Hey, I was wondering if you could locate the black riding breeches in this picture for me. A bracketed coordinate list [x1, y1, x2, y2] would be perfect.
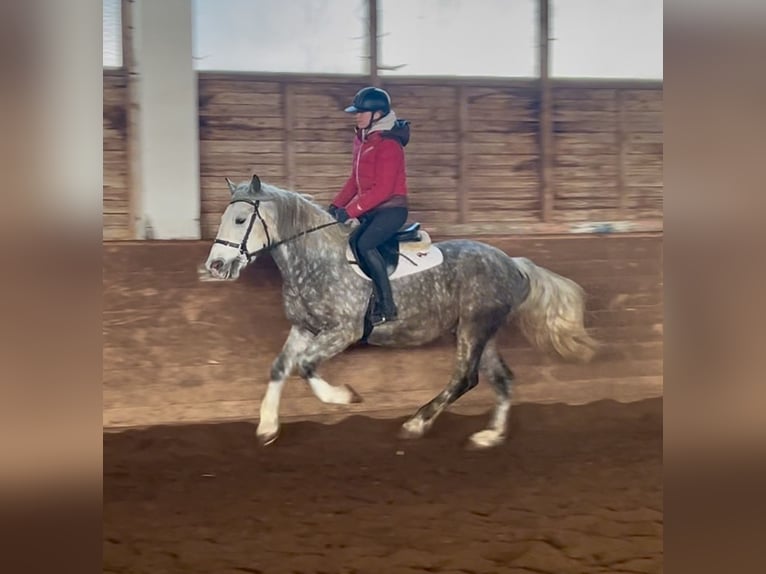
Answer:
[352, 207, 408, 311]
[354, 207, 409, 253]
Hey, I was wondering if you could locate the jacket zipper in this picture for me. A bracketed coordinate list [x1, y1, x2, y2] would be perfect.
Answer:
[355, 140, 364, 193]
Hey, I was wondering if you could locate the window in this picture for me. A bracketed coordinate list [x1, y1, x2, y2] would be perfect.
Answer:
[551, 0, 663, 79]
[103, 0, 122, 68]
[192, 0, 368, 73]
[379, 0, 537, 77]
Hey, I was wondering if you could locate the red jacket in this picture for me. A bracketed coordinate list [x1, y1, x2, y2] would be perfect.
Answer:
[332, 121, 410, 218]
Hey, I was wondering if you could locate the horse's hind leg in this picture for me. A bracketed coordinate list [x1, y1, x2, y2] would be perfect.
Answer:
[468, 338, 514, 449]
[400, 320, 492, 439]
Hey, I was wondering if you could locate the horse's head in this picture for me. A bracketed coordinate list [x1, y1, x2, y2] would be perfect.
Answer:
[204, 174, 276, 280]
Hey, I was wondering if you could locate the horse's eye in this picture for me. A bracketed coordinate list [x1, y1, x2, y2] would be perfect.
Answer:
[235, 217, 246, 225]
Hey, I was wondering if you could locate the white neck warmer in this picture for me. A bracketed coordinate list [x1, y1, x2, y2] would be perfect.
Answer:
[361, 110, 397, 140]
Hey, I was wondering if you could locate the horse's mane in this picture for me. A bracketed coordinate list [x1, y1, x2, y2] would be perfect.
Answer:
[232, 181, 350, 245]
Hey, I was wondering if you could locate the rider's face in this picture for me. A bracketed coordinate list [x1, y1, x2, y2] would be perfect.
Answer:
[355, 111, 380, 129]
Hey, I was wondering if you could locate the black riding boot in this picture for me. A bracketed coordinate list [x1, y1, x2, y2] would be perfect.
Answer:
[361, 248, 398, 325]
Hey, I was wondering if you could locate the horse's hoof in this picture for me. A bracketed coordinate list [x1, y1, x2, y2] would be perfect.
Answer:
[346, 385, 363, 404]
[399, 417, 427, 440]
[467, 429, 506, 450]
[256, 426, 280, 446]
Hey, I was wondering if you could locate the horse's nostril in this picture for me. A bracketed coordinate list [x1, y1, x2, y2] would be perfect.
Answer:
[210, 259, 224, 271]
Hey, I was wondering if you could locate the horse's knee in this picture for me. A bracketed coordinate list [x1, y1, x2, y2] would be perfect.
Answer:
[297, 360, 316, 380]
[270, 354, 292, 381]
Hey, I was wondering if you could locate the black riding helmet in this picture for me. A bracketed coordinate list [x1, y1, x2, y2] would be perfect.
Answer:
[344, 86, 391, 117]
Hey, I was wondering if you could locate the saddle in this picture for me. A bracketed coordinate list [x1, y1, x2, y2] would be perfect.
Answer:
[348, 222, 432, 277]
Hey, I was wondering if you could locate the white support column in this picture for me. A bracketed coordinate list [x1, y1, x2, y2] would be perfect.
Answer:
[126, 0, 200, 239]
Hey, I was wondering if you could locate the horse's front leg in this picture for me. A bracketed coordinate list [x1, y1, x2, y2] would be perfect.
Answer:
[296, 327, 362, 406]
[256, 325, 309, 445]
[256, 325, 360, 446]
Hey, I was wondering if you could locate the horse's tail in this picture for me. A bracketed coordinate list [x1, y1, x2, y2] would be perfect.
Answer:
[511, 257, 599, 363]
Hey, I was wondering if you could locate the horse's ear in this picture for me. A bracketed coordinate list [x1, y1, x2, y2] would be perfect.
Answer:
[249, 174, 262, 194]
[225, 177, 237, 195]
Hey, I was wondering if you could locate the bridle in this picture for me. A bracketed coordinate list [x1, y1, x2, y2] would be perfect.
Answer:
[213, 197, 339, 262]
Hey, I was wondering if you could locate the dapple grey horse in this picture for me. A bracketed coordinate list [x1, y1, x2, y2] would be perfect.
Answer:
[204, 175, 598, 449]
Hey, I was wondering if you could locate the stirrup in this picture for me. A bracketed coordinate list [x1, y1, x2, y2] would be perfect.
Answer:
[370, 306, 398, 326]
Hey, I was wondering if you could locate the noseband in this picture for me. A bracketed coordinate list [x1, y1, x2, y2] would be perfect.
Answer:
[213, 197, 339, 262]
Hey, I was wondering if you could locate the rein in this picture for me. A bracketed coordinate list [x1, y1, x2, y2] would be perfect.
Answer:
[213, 198, 339, 262]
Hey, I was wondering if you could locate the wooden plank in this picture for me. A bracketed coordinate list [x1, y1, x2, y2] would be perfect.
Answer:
[627, 190, 663, 211]
[468, 185, 540, 197]
[616, 90, 627, 216]
[382, 85, 460, 99]
[554, 163, 619, 180]
[468, 131, 539, 145]
[555, 153, 619, 167]
[467, 118, 538, 133]
[465, 138, 538, 155]
[626, 141, 663, 155]
[404, 175, 458, 190]
[197, 71, 658, 90]
[469, 198, 541, 211]
[622, 111, 663, 133]
[553, 208, 622, 222]
[625, 154, 663, 170]
[554, 197, 620, 210]
[404, 163, 460, 178]
[199, 140, 285, 155]
[553, 96, 617, 113]
[406, 210, 458, 224]
[198, 78, 281, 96]
[621, 89, 663, 112]
[552, 88, 617, 101]
[539, 0, 553, 222]
[466, 154, 539, 169]
[282, 82, 295, 189]
[102, 67, 131, 240]
[553, 119, 617, 133]
[198, 114, 284, 131]
[467, 210, 542, 223]
[198, 102, 285, 117]
[200, 192, 460, 214]
[122, 17, 139, 240]
[199, 127, 286, 141]
[625, 131, 663, 145]
[554, 185, 619, 199]
[624, 170, 663, 187]
[467, 96, 537, 120]
[456, 86, 469, 223]
[467, 170, 539, 186]
[554, 137, 617, 156]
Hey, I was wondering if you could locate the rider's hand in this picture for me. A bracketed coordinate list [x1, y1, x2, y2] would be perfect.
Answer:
[334, 208, 350, 223]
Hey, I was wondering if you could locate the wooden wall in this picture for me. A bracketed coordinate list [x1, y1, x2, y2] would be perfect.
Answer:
[552, 87, 663, 222]
[103, 70, 131, 240]
[103, 72, 663, 240]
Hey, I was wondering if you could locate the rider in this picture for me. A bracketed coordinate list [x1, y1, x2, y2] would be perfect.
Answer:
[329, 86, 411, 326]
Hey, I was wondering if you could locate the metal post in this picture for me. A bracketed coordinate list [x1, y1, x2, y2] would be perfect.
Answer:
[538, 0, 554, 222]
[368, 0, 379, 86]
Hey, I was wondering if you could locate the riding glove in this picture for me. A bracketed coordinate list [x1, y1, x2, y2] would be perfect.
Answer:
[334, 208, 350, 223]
